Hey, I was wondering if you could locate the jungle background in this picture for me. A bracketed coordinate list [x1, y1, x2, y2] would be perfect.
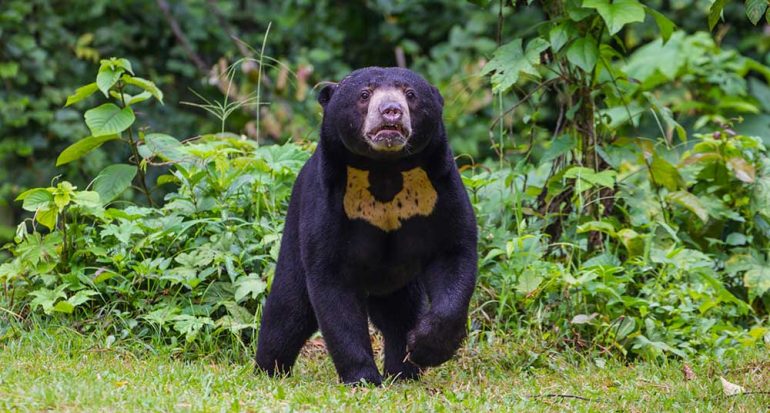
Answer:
[1, 0, 770, 408]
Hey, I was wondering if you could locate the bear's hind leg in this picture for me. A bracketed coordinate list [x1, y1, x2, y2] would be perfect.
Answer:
[256, 266, 317, 377]
[369, 283, 425, 381]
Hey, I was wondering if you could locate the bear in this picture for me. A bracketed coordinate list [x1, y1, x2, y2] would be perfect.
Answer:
[255, 67, 477, 385]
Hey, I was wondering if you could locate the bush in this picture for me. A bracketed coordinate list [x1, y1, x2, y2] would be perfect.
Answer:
[2, 56, 769, 359]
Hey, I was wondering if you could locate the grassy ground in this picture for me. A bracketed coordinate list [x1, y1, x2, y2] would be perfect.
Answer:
[0, 328, 768, 412]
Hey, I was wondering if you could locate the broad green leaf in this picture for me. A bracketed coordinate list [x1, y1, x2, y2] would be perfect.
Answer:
[17, 188, 53, 211]
[564, 166, 616, 189]
[549, 22, 576, 52]
[541, 134, 577, 163]
[667, 190, 709, 223]
[52, 300, 75, 314]
[128, 91, 153, 105]
[36, 207, 57, 230]
[68, 290, 98, 307]
[100, 57, 133, 74]
[752, 175, 770, 218]
[708, 0, 727, 30]
[583, 0, 645, 35]
[481, 38, 549, 93]
[65, 83, 98, 107]
[515, 270, 543, 294]
[680, 152, 721, 166]
[727, 157, 756, 183]
[614, 316, 636, 340]
[746, 0, 768, 25]
[577, 220, 617, 236]
[234, 274, 267, 302]
[566, 0, 594, 21]
[122, 75, 163, 103]
[96, 68, 121, 97]
[56, 135, 119, 166]
[745, 267, 770, 300]
[566, 36, 598, 72]
[645, 7, 675, 43]
[141, 133, 184, 161]
[84, 103, 135, 137]
[618, 229, 644, 256]
[93, 164, 138, 203]
[29, 286, 67, 314]
[72, 190, 101, 207]
[649, 155, 684, 191]
[571, 313, 598, 324]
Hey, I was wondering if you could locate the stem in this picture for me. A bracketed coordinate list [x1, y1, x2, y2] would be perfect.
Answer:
[60, 209, 68, 266]
[118, 83, 155, 207]
[255, 22, 272, 142]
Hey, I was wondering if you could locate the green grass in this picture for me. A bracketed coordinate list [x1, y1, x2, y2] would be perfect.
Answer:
[0, 327, 768, 412]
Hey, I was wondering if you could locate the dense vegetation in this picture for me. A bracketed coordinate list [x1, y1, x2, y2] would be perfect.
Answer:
[1, 0, 769, 366]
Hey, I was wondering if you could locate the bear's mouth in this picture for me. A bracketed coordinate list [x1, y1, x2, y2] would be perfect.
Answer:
[366, 123, 410, 152]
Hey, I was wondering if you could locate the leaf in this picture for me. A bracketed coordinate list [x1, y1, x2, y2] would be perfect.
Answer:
[72, 191, 103, 209]
[583, 0, 646, 35]
[52, 300, 75, 314]
[515, 270, 543, 294]
[36, 208, 58, 231]
[100, 57, 133, 74]
[618, 229, 644, 257]
[56, 135, 119, 166]
[141, 133, 184, 161]
[719, 376, 745, 396]
[726, 157, 756, 183]
[93, 164, 138, 204]
[645, 7, 675, 43]
[566, 35, 598, 72]
[752, 175, 770, 218]
[549, 22, 576, 52]
[745, 266, 770, 300]
[667, 191, 709, 223]
[68, 290, 98, 307]
[541, 134, 577, 163]
[122, 75, 164, 103]
[234, 274, 267, 302]
[128, 91, 153, 105]
[708, 0, 727, 30]
[571, 313, 598, 324]
[481, 38, 549, 93]
[96, 68, 121, 97]
[65, 83, 99, 107]
[746, 0, 768, 25]
[17, 188, 53, 211]
[84, 103, 135, 137]
[649, 155, 684, 191]
[577, 220, 617, 236]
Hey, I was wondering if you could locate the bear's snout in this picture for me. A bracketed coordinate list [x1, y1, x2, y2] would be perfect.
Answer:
[379, 102, 403, 123]
[363, 88, 412, 152]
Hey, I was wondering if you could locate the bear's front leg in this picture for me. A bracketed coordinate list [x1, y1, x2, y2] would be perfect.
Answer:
[407, 251, 477, 367]
[307, 276, 382, 385]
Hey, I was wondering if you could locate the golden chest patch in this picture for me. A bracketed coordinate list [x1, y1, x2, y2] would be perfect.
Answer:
[344, 166, 438, 231]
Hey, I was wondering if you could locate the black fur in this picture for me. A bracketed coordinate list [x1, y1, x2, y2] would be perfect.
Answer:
[256, 67, 477, 385]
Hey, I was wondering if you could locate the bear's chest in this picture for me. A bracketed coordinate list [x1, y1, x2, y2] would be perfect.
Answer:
[343, 166, 438, 232]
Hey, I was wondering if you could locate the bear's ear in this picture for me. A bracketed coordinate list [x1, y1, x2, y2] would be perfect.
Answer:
[431, 85, 444, 108]
[318, 83, 337, 108]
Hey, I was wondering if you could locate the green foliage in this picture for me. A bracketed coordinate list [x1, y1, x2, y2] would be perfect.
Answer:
[3, 0, 770, 362]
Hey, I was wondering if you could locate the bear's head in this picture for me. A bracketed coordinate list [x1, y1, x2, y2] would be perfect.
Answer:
[318, 67, 444, 160]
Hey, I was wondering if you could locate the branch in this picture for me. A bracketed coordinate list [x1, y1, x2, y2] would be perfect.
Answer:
[156, 0, 209, 75]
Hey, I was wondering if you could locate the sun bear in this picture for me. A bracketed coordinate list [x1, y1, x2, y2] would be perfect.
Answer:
[255, 67, 477, 385]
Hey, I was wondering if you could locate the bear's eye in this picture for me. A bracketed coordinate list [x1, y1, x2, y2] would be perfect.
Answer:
[360, 90, 371, 100]
[405, 89, 416, 100]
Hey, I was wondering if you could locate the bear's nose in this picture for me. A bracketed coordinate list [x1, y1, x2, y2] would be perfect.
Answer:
[379, 102, 403, 123]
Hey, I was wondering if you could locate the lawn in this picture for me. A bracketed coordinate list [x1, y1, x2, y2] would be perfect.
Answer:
[0, 328, 767, 412]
